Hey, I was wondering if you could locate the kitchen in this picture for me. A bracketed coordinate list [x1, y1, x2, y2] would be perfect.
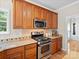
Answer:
[0, 0, 79, 59]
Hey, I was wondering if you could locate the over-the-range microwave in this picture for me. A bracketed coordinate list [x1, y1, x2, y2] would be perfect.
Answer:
[34, 18, 46, 29]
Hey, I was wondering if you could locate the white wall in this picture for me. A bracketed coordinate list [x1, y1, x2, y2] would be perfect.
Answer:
[58, 2, 79, 51]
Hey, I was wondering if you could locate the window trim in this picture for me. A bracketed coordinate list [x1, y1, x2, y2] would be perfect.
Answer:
[0, 8, 10, 34]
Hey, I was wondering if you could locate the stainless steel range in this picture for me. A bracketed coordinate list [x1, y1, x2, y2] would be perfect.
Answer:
[31, 32, 51, 59]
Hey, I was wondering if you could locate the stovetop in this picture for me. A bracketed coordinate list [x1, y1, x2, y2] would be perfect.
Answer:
[31, 32, 51, 45]
[33, 36, 51, 44]
[34, 37, 49, 41]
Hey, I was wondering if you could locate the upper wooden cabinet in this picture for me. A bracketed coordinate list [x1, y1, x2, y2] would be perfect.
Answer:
[40, 8, 47, 20]
[13, 0, 23, 28]
[51, 13, 58, 29]
[46, 11, 52, 29]
[13, 0, 58, 29]
[22, 1, 33, 29]
[34, 6, 41, 20]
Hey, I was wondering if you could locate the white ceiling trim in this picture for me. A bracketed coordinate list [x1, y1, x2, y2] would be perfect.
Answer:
[25, 0, 58, 13]
[58, 0, 79, 10]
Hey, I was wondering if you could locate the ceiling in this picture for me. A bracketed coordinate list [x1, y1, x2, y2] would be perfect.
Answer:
[29, 0, 78, 10]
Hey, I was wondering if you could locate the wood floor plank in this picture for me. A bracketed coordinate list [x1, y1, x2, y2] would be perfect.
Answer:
[51, 50, 66, 59]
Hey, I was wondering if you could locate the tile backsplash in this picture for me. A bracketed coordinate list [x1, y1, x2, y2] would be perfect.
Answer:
[0, 29, 57, 43]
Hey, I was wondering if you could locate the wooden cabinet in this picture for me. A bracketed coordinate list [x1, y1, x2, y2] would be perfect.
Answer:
[34, 6, 41, 20]
[46, 11, 52, 29]
[22, 1, 33, 29]
[13, 0, 23, 28]
[24, 43, 37, 59]
[6, 46, 24, 59]
[51, 13, 58, 29]
[51, 39, 57, 54]
[51, 37, 62, 54]
[0, 52, 5, 59]
[13, 0, 58, 29]
[0, 43, 37, 59]
[57, 37, 62, 51]
[40, 8, 47, 20]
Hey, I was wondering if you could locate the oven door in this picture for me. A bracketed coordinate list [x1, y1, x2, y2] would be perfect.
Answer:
[38, 42, 51, 59]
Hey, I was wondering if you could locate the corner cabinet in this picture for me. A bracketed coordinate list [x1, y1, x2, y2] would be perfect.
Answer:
[51, 37, 62, 54]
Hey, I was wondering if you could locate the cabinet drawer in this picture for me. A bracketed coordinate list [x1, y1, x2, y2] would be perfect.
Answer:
[25, 43, 36, 50]
[6, 46, 24, 55]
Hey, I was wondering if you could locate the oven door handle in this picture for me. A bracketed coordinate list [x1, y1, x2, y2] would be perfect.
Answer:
[39, 42, 51, 47]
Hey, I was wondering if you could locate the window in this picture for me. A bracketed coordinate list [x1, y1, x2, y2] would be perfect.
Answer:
[0, 9, 9, 34]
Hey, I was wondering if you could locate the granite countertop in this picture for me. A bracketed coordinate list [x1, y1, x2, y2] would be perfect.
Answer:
[0, 35, 61, 52]
[0, 38, 37, 52]
[49, 35, 62, 39]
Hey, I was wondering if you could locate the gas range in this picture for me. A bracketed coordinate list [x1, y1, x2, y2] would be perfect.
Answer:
[31, 32, 51, 59]
[31, 32, 51, 45]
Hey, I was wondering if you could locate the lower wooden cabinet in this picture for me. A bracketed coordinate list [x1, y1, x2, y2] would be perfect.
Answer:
[6, 46, 24, 59]
[51, 37, 62, 54]
[0, 52, 5, 59]
[57, 37, 62, 51]
[0, 43, 37, 59]
[51, 39, 57, 54]
[25, 44, 37, 59]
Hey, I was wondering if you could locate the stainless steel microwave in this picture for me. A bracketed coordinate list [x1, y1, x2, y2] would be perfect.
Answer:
[34, 19, 46, 29]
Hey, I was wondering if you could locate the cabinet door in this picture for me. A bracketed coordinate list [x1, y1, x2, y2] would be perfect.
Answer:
[25, 44, 37, 59]
[6, 47, 24, 59]
[34, 6, 41, 20]
[51, 13, 58, 29]
[0, 52, 5, 59]
[23, 2, 33, 29]
[57, 37, 62, 51]
[46, 11, 52, 29]
[40, 8, 47, 20]
[13, 0, 23, 28]
[51, 39, 57, 54]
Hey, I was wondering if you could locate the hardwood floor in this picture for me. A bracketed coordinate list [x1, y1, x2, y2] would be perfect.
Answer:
[51, 50, 66, 59]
